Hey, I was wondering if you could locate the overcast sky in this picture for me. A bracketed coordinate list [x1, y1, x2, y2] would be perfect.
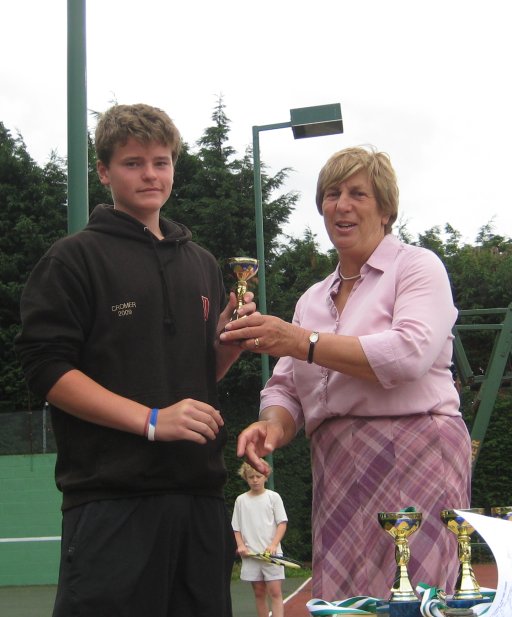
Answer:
[2, 0, 511, 251]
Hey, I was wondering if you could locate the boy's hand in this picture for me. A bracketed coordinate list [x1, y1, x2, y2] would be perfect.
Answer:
[155, 399, 224, 443]
[214, 291, 258, 380]
[217, 291, 257, 343]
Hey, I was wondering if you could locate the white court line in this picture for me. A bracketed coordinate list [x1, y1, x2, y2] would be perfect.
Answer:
[268, 576, 312, 616]
[0, 536, 61, 543]
[283, 576, 312, 604]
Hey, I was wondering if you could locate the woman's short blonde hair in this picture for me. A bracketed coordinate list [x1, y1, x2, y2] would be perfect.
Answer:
[315, 145, 399, 234]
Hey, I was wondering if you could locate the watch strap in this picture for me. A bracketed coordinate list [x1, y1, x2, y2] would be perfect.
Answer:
[307, 332, 319, 364]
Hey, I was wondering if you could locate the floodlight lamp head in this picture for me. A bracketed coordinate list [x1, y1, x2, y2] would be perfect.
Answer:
[290, 103, 343, 139]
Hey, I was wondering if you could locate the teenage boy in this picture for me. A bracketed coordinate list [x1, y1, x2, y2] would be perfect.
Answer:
[15, 103, 255, 617]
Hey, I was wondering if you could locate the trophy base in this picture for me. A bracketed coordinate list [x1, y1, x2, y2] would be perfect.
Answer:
[376, 599, 422, 617]
[447, 596, 492, 609]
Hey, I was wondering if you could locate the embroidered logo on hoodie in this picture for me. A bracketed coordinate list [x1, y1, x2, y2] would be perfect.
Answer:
[112, 301, 136, 317]
[202, 296, 210, 321]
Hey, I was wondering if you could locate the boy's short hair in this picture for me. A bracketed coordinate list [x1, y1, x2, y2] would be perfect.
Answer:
[315, 145, 399, 234]
[238, 460, 272, 480]
[95, 103, 182, 166]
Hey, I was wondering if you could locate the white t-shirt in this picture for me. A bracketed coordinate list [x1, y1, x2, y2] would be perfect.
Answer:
[231, 489, 288, 553]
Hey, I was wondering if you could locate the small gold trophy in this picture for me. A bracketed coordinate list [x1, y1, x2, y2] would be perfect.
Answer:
[227, 257, 258, 321]
[491, 506, 512, 521]
[378, 510, 422, 602]
[440, 508, 485, 601]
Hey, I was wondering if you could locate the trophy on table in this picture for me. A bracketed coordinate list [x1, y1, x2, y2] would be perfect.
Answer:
[227, 257, 258, 321]
[378, 510, 423, 617]
[441, 508, 486, 608]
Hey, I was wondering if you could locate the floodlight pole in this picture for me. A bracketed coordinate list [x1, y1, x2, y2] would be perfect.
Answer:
[253, 122, 291, 390]
[67, 0, 89, 234]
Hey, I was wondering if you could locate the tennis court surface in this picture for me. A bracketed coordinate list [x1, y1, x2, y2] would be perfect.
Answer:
[0, 575, 311, 617]
[0, 565, 497, 616]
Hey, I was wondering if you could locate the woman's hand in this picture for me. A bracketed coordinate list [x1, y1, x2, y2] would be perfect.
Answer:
[220, 313, 309, 360]
[237, 419, 286, 474]
[222, 311, 378, 381]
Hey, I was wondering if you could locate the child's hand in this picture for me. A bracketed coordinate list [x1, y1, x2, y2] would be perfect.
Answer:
[236, 544, 250, 557]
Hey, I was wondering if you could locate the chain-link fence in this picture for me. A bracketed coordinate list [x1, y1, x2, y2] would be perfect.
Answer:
[0, 405, 56, 455]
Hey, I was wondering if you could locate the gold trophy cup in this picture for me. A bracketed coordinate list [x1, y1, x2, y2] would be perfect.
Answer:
[440, 508, 485, 601]
[227, 257, 258, 321]
[378, 510, 423, 602]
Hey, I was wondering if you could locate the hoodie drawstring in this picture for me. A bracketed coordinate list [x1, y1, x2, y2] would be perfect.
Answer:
[146, 229, 176, 334]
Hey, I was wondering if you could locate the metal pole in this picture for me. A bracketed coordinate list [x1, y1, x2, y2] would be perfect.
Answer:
[252, 120, 290, 393]
[251, 111, 341, 489]
[42, 402, 48, 454]
[67, 0, 89, 234]
[253, 125, 284, 489]
[252, 126, 270, 387]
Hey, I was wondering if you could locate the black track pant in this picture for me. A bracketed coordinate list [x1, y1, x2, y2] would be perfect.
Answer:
[52, 494, 236, 617]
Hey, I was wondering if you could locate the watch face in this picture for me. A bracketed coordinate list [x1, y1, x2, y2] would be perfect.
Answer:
[310, 332, 319, 343]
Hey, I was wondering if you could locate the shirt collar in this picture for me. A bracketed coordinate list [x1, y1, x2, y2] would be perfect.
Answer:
[328, 233, 401, 295]
[366, 233, 401, 273]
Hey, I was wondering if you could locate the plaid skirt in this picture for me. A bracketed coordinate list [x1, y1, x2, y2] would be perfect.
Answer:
[310, 413, 472, 601]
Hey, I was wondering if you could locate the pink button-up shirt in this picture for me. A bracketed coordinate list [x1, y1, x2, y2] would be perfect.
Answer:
[260, 234, 460, 437]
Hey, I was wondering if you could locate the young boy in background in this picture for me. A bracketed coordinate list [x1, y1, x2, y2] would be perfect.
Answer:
[232, 461, 288, 617]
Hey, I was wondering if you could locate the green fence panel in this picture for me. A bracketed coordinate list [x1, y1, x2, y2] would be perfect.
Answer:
[0, 454, 61, 586]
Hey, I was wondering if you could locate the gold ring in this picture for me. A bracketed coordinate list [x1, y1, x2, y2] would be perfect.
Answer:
[254, 337, 260, 347]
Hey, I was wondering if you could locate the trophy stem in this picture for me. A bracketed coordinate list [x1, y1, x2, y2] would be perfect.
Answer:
[234, 280, 248, 313]
[389, 537, 417, 602]
[227, 257, 258, 322]
[453, 529, 482, 600]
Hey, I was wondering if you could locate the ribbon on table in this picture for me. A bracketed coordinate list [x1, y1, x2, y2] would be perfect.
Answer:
[416, 582, 495, 616]
[416, 583, 448, 617]
[306, 584, 496, 616]
[306, 595, 379, 615]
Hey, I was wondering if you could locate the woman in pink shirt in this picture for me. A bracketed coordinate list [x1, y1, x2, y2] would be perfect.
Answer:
[220, 146, 471, 601]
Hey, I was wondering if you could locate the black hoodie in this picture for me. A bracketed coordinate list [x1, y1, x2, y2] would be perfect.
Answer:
[15, 205, 229, 509]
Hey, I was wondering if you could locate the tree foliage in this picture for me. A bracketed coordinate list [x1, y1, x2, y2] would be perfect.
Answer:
[167, 98, 298, 285]
[463, 389, 512, 510]
[413, 223, 512, 376]
[0, 123, 67, 410]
